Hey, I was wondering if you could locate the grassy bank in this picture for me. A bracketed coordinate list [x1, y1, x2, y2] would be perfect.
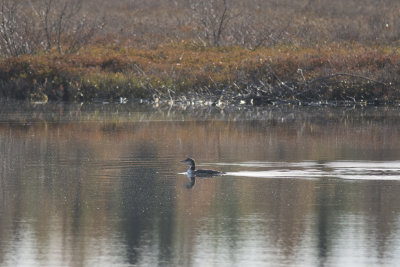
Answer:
[0, 0, 399, 105]
[0, 42, 399, 105]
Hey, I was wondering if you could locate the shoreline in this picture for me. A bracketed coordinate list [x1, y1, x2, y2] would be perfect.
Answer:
[0, 43, 399, 105]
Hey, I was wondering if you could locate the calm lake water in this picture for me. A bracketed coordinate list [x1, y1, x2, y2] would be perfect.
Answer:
[1, 101, 400, 267]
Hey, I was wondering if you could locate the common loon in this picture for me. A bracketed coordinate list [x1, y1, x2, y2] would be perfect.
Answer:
[181, 158, 224, 177]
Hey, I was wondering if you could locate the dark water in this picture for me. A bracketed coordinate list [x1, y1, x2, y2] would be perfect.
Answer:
[1, 102, 400, 266]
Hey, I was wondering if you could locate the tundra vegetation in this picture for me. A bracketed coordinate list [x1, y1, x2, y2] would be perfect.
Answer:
[0, 0, 399, 105]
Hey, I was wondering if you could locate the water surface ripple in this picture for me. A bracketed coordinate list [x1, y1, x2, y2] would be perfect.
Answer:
[217, 161, 400, 180]
[1, 102, 400, 267]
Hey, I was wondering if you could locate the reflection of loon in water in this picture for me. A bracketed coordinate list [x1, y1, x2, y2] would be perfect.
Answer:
[185, 173, 196, 189]
[181, 158, 224, 177]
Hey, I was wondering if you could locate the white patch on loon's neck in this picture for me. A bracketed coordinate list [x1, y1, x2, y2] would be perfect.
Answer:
[187, 166, 195, 174]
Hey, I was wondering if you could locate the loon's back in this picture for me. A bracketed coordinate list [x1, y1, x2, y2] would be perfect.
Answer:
[194, 169, 224, 177]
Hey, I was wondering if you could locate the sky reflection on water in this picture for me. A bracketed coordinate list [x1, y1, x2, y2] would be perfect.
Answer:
[219, 160, 400, 180]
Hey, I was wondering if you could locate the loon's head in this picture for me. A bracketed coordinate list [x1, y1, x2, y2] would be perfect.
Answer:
[181, 158, 195, 167]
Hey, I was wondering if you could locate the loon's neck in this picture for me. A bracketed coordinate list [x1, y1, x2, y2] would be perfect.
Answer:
[188, 164, 195, 173]
[189, 161, 195, 170]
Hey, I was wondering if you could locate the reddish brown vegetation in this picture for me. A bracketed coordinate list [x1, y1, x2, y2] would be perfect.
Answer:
[0, 0, 399, 104]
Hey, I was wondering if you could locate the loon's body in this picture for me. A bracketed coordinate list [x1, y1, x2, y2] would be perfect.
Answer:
[181, 158, 224, 177]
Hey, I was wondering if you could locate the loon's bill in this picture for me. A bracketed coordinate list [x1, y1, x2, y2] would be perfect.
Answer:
[181, 158, 224, 177]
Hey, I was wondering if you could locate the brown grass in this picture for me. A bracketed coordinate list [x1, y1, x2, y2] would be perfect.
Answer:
[0, 42, 398, 103]
[0, 0, 399, 103]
